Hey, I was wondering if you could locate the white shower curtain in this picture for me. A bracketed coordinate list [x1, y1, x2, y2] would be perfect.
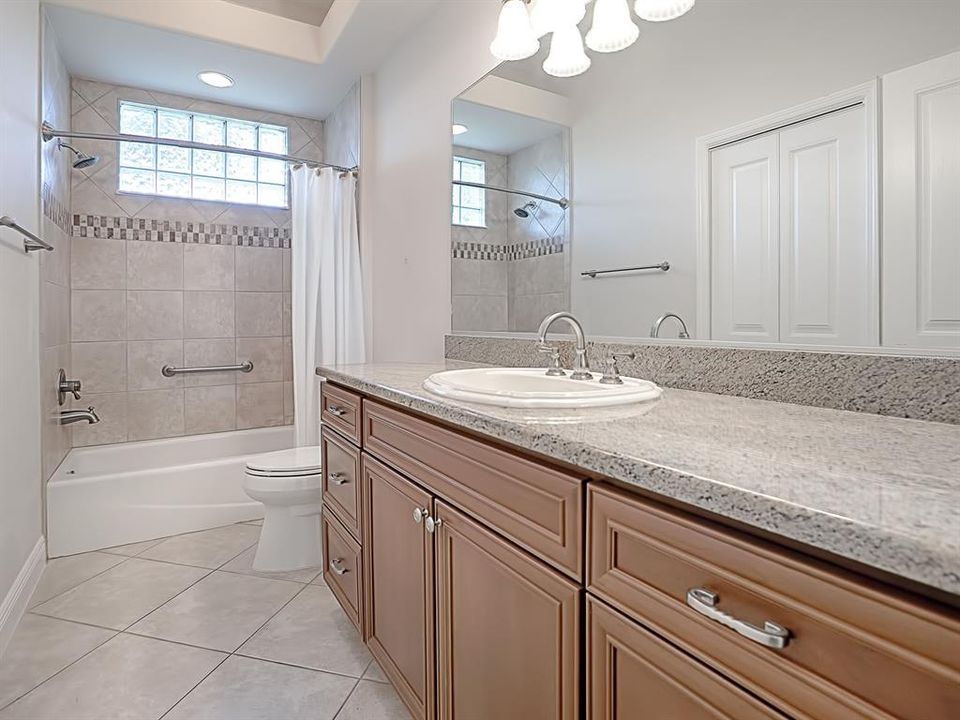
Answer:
[290, 167, 366, 447]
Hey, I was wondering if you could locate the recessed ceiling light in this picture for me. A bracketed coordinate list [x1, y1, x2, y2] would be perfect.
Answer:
[198, 71, 234, 88]
[452, 124, 469, 136]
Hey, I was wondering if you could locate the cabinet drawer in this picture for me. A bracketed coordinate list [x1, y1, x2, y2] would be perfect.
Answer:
[322, 508, 363, 635]
[587, 596, 786, 720]
[363, 400, 583, 580]
[588, 483, 960, 720]
[321, 382, 362, 445]
[321, 425, 362, 540]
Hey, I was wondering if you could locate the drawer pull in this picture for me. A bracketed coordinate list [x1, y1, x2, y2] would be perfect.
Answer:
[686, 588, 790, 650]
[328, 472, 349, 486]
[329, 558, 349, 575]
[327, 405, 347, 417]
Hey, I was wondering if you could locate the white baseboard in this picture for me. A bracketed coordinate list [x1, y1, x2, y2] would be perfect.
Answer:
[0, 537, 46, 658]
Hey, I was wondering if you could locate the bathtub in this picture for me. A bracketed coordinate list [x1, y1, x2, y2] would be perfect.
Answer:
[46, 426, 294, 557]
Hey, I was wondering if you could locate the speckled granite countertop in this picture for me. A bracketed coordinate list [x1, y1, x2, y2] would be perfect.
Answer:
[317, 361, 960, 597]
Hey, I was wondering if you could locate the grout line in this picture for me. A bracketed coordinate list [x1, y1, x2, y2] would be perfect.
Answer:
[27, 554, 132, 610]
[332, 677, 364, 720]
[157, 652, 231, 720]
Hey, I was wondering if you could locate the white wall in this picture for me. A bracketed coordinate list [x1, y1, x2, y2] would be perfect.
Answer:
[0, 0, 44, 652]
[365, 0, 499, 361]
[566, 0, 960, 338]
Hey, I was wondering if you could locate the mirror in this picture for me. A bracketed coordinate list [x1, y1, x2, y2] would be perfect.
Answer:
[450, 0, 960, 351]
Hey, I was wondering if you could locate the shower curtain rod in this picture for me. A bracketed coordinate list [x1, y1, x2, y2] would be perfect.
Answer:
[40, 122, 358, 175]
[452, 179, 569, 209]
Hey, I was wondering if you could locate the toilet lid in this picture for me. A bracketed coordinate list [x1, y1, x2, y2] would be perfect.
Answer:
[245, 447, 322, 476]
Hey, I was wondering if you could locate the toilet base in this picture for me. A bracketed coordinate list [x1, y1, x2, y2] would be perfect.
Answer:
[253, 502, 322, 572]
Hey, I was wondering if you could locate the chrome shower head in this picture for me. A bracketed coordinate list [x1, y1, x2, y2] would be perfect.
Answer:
[514, 201, 538, 218]
[57, 139, 99, 169]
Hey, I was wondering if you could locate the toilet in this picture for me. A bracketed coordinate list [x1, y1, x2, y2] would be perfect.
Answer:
[243, 447, 323, 572]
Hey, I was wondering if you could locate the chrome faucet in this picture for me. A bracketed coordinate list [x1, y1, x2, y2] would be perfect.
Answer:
[651, 312, 690, 339]
[536, 312, 592, 380]
[59, 407, 100, 425]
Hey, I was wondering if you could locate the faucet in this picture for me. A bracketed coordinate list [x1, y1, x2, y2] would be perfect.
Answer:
[651, 312, 690, 339]
[536, 312, 592, 380]
[59, 406, 100, 425]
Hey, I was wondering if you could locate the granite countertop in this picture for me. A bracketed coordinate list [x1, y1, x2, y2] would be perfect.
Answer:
[317, 361, 960, 597]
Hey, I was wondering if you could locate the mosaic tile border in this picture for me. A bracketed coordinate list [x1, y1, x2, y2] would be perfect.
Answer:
[72, 214, 291, 248]
[41, 182, 71, 235]
[452, 236, 565, 261]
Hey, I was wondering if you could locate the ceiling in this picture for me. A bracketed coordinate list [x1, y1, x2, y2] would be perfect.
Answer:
[452, 100, 564, 156]
[224, 0, 336, 27]
[44, 0, 440, 119]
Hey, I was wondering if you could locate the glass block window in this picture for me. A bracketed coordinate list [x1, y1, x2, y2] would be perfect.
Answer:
[117, 102, 289, 208]
[452, 156, 485, 227]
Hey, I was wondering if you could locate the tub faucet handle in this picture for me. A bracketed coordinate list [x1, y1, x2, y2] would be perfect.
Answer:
[57, 368, 82, 405]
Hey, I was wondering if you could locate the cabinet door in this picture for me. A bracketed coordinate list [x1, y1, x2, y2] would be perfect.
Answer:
[779, 104, 876, 346]
[882, 52, 960, 349]
[710, 134, 781, 342]
[587, 597, 785, 720]
[434, 500, 579, 720]
[362, 455, 435, 720]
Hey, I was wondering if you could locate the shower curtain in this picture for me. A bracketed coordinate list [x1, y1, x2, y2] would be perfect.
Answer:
[290, 167, 366, 447]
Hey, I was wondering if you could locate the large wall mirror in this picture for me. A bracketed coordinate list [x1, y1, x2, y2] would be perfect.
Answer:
[449, 0, 960, 352]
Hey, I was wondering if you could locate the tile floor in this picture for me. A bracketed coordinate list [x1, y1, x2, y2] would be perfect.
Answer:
[0, 521, 408, 720]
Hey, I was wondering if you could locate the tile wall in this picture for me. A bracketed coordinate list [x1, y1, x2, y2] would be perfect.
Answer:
[68, 81, 324, 445]
[39, 16, 73, 480]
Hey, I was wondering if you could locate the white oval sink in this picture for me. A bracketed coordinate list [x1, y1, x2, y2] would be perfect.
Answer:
[423, 367, 661, 409]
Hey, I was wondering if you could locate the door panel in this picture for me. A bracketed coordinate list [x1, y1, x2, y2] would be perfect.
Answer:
[362, 454, 435, 720]
[882, 52, 960, 349]
[434, 500, 579, 720]
[779, 105, 874, 346]
[710, 134, 780, 342]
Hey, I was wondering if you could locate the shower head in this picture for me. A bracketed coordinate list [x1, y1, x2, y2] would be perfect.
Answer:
[57, 139, 99, 169]
[514, 201, 538, 218]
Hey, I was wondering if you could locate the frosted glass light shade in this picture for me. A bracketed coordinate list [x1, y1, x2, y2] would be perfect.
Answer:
[530, 0, 587, 36]
[542, 25, 591, 77]
[633, 0, 695, 22]
[490, 0, 540, 61]
[586, 0, 639, 53]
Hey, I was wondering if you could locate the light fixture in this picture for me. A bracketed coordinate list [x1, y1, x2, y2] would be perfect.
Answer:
[452, 124, 469, 136]
[197, 71, 234, 88]
[542, 24, 591, 77]
[490, 0, 540, 61]
[530, 0, 587, 37]
[586, 0, 639, 53]
[633, 0, 694, 22]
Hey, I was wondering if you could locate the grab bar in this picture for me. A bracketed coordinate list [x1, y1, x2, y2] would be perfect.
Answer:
[162, 361, 254, 377]
[581, 261, 670, 278]
[1, 215, 55, 253]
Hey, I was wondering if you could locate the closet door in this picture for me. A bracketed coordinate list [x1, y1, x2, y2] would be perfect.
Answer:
[710, 134, 780, 342]
[778, 105, 875, 346]
[882, 52, 960, 349]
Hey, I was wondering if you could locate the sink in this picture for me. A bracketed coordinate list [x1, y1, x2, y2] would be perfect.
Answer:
[423, 367, 662, 409]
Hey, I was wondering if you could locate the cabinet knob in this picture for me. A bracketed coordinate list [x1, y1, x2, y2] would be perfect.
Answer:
[413, 507, 428, 524]
[425, 516, 442, 534]
[329, 558, 349, 576]
[328, 472, 349, 486]
[327, 405, 347, 417]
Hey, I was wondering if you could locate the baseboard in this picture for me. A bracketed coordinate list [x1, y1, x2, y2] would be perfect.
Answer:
[0, 536, 46, 658]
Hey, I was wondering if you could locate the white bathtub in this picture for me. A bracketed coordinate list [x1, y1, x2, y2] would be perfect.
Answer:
[46, 426, 294, 557]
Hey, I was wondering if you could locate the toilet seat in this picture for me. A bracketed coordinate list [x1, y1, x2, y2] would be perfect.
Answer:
[245, 447, 322, 477]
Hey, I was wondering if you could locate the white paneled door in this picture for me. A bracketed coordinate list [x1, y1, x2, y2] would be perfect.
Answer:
[882, 52, 960, 350]
[709, 104, 874, 345]
[710, 134, 780, 342]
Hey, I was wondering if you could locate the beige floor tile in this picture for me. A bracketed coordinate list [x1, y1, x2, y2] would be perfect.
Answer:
[363, 659, 391, 684]
[0, 615, 115, 710]
[100, 537, 165, 557]
[31, 558, 208, 630]
[335, 680, 410, 720]
[29, 552, 125, 606]
[220, 547, 320, 584]
[238, 585, 370, 677]
[139, 524, 261, 569]
[0, 634, 225, 720]
[129, 572, 301, 652]
[164, 656, 356, 720]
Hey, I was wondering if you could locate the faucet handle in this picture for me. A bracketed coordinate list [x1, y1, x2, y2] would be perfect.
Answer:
[599, 351, 636, 385]
[537, 343, 566, 377]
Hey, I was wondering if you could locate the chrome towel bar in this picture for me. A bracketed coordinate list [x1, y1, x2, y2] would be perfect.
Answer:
[0, 215, 54, 253]
[581, 262, 670, 278]
[162, 361, 254, 377]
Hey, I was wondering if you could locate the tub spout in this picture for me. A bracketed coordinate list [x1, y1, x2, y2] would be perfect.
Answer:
[59, 406, 100, 425]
